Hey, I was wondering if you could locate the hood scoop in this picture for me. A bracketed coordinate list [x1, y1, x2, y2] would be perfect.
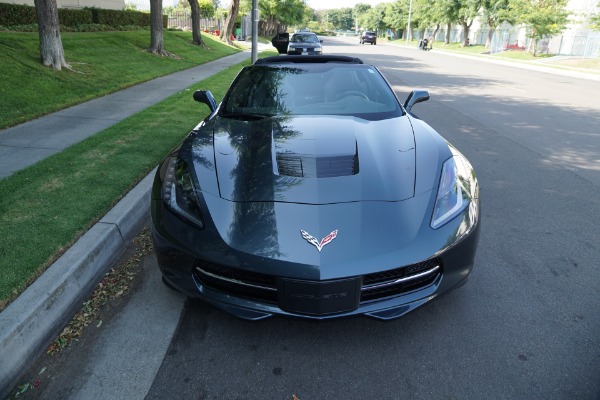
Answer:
[276, 150, 359, 178]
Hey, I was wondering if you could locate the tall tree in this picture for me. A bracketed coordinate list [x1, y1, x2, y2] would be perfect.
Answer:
[149, 0, 168, 55]
[481, 0, 511, 49]
[589, 2, 600, 30]
[188, 0, 214, 46]
[353, 3, 372, 31]
[508, 0, 570, 54]
[34, 0, 69, 70]
[456, 0, 482, 47]
[220, 0, 239, 45]
[383, 0, 406, 38]
[362, 3, 387, 33]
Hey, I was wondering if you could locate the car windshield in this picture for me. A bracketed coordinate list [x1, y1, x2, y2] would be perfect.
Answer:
[365, 31, 375, 35]
[290, 34, 319, 43]
[221, 64, 402, 121]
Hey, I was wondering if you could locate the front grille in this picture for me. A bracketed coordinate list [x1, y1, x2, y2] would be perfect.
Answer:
[193, 260, 277, 303]
[192, 258, 442, 310]
[361, 258, 442, 302]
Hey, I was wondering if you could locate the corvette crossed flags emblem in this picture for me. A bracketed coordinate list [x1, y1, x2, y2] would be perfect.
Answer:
[300, 229, 338, 252]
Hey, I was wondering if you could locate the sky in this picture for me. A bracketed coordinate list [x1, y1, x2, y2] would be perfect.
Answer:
[305, 0, 391, 10]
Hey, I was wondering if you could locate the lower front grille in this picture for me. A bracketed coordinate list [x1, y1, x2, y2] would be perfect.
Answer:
[360, 258, 442, 302]
[192, 258, 442, 311]
[193, 260, 277, 303]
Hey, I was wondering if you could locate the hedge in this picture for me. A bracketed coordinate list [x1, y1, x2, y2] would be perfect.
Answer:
[0, 3, 167, 29]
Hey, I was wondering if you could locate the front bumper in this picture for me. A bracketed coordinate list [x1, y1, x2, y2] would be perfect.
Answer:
[151, 201, 480, 321]
[287, 48, 322, 55]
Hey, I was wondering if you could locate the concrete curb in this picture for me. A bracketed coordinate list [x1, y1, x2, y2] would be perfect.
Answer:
[0, 168, 155, 398]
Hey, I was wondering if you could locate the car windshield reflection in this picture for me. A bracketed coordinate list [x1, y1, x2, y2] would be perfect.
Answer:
[222, 65, 402, 121]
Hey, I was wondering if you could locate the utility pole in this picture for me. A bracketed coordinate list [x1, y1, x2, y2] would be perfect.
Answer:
[251, 0, 258, 64]
[406, 0, 413, 46]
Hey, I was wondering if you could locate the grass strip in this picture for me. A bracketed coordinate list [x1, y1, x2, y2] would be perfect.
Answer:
[0, 31, 239, 129]
[0, 49, 277, 309]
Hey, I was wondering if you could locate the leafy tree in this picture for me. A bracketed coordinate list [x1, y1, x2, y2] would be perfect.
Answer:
[508, 0, 570, 54]
[383, 0, 408, 37]
[481, 0, 511, 49]
[34, 0, 69, 70]
[437, 0, 460, 44]
[353, 3, 372, 31]
[590, 2, 600, 30]
[455, 0, 482, 47]
[326, 8, 354, 30]
[425, 0, 451, 41]
[188, 0, 214, 46]
[241, 0, 306, 36]
[362, 3, 387, 33]
[220, 0, 239, 45]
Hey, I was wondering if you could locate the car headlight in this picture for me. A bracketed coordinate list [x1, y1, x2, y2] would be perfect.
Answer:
[431, 154, 478, 229]
[161, 156, 204, 228]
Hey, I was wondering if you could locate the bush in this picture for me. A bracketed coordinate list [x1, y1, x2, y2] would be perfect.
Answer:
[0, 3, 37, 26]
[0, 3, 166, 30]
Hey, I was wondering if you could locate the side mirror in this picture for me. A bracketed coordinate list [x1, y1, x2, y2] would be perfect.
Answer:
[403, 90, 430, 112]
[320, 39, 323, 43]
[193, 90, 217, 113]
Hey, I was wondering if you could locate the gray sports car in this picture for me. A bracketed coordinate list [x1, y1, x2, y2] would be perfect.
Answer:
[151, 55, 480, 320]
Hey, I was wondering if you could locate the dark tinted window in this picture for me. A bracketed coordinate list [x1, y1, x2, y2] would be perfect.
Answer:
[222, 64, 401, 121]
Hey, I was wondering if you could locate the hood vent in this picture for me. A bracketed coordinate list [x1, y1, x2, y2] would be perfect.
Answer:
[276, 153, 359, 178]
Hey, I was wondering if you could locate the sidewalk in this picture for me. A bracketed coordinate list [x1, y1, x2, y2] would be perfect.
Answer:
[0, 51, 252, 179]
[0, 49, 256, 399]
[391, 41, 600, 82]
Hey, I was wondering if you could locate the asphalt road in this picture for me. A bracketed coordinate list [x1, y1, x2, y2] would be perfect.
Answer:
[18, 36, 600, 399]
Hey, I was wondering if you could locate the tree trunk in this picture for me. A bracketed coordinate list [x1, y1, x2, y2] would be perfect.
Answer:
[445, 22, 451, 44]
[462, 22, 470, 47]
[432, 24, 440, 42]
[149, 0, 166, 55]
[188, 0, 205, 46]
[528, 28, 537, 55]
[34, 0, 69, 70]
[220, 0, 239, 46]
[486, 28, 495, 49]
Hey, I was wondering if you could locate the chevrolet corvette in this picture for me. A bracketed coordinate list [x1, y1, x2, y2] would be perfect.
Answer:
[151, 55, 480, 320]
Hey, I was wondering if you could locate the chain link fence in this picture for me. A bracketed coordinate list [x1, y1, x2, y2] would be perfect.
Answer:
[552, 33, 600, 57]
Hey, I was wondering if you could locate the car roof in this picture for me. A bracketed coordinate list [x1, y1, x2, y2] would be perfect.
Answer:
[254, 55, 364, 65]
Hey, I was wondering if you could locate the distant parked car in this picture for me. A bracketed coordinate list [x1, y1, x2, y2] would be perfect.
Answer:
[360, 31, 377, 45]
[286, 32, 323, 55]
[271, 32, 323, 55]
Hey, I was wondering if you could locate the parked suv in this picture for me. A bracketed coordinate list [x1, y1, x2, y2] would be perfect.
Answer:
[360, 31, 377, 45]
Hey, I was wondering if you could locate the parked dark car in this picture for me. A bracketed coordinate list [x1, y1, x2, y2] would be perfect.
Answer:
[271, 32, 323, 55]
[360, 31, 377, 45]
[286, 32, 323, 55]
[151, 55, 480, 321]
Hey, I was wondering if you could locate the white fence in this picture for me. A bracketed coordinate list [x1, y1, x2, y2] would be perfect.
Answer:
[414, 27, 600, 58]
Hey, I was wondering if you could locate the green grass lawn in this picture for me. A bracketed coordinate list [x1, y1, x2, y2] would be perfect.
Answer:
[0, 30, 240, 129]
[0, 25, 273, 309]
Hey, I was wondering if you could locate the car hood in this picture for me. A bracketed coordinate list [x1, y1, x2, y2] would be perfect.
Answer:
[200, 115, 415, 204]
